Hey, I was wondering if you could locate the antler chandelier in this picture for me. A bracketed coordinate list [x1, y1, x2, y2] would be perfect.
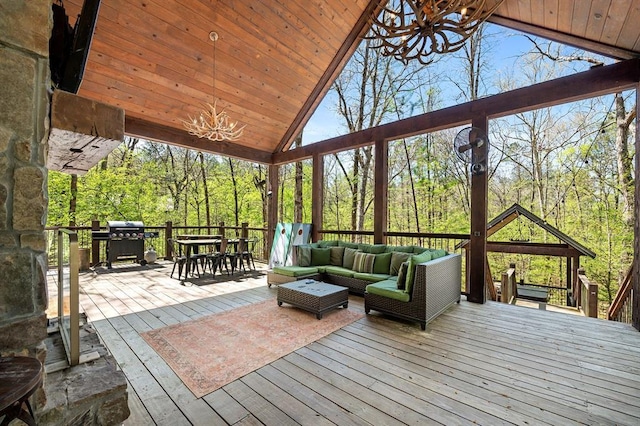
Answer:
[183, 31, 245, 141]
[367, 0, 504, 65]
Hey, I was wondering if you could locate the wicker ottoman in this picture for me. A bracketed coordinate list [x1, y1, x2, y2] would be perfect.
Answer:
[277, 280, 349, 319]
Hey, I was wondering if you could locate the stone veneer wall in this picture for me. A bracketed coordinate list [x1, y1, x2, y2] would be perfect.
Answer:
[0, 0, 51, 369]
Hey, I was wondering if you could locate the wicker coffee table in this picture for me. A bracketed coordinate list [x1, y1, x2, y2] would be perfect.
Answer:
[277, 279, 349, 319]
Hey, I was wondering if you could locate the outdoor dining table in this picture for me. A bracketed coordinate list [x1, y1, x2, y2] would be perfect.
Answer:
[174, 238, 240, 279]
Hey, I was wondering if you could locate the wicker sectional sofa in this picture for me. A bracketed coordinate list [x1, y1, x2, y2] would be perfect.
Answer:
[267, 240, 461, 329]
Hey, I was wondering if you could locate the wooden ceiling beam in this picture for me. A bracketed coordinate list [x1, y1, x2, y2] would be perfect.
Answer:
[488, 14, 639, 60]
[274, 0, 387, 153]
[125, 117, 272, 164]
[486, 242, 581, 257]
[272, 57, 640, 164]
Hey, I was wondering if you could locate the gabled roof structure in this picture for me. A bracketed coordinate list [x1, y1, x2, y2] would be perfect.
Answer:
[482, 203, 596, 259]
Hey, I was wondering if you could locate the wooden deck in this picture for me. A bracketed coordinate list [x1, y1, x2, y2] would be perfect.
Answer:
[54, 260, 640, 425]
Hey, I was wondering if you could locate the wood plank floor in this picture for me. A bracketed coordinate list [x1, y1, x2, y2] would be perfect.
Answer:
[54, 260, 640, 425]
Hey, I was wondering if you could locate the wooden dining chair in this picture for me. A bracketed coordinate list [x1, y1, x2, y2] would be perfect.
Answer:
[207, 238, 230, 275]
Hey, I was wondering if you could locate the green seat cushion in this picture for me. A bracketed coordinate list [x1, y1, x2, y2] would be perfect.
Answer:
[272, 266, 319, 277]
[338, 241, 359, 249]
[311, 247, 331, 266]
[366, 280, 411, 302]
[358, 243, 387, 254]
[372, 252, 392, 274]
[353, 272, 391, 282]
[390, 251, 412, 275]
[405, 251, 432, 294]
[330, 246, 345, 266]
[342, 248, 360, 269]
[324, 265, 355, 277]
[316, 266, 327, 273]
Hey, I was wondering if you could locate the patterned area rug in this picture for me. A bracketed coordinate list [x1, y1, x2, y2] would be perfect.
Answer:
[141, 298, 363, 398]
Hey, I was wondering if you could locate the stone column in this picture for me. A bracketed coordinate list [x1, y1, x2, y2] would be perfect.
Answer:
[0, 0, 51, 364]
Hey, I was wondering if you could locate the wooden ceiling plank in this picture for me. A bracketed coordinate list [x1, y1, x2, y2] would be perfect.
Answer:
[530, 0, 546, 27]
[600, 1, 632, 48]
[555, 0, 575, 34]
[518, 0, 532, 24]
[584, 0, 610, 42]
[273, 58, 640, 164]
[569, 0, 590, 38]
[488, 14, 638, 59]
[543, 0, 559, 30]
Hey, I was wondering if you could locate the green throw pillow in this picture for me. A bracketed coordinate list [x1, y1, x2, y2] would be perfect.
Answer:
[342, 248, 360, 269]
[358, 243, 387, 254]
[372, 252, 392, 275]
[385, 245, 414, 253]
[352, 252, 375, 273]
[396, 262, 409, 290]
[390, 251, 412, 275]
[310, 247, 331, 266]
[297, 245, 312, 267]
[329, 246, 345, 266]
[338, 241, 359, 249]
[405, 251, 432, 294]
[411, 245, 428, 254]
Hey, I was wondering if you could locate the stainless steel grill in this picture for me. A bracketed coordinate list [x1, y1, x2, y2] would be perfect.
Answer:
[91, 221, 152, 268]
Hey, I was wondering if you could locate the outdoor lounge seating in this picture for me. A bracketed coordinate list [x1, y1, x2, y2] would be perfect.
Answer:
[267, 240, 462, 329]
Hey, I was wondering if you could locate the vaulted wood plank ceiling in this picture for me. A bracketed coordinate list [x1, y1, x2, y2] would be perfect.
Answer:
[60, 0, 640, 164]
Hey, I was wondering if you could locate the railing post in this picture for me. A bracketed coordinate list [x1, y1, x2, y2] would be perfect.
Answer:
[578, 268, 598, 318]
[501, 272, 508, 303]
[241, 222, 249, 239]
[218, 221, 225, 238]
[165, 221, 173, 260]
[91, 220, 100, 266]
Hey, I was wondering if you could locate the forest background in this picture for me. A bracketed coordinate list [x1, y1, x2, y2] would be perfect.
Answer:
[47, 23, 636, 316]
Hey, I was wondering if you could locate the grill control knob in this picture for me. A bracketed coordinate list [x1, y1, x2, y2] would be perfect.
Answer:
[118, 233, 124, 237]
[125, 233, 130, 238]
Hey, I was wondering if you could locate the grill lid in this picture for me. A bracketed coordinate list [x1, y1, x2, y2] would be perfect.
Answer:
[107, 221, 144, 229]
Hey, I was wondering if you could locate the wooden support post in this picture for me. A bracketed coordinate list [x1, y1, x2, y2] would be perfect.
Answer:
[566, 256, 572, 306]
[91, 220, 100, 266]
[164, 221, 173, 260]
[572, 256, 580, 307]
[241, 222, 249, 239]
[311, 154, 324, 243]
[468, 117, 489, 304]
[267, 164, 279, 256]
[634, 85, 640, 331]
[374, 139, 388, 244]
[218, 221, 226, 238]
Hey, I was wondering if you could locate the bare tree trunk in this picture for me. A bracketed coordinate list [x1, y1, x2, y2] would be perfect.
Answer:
[351, 148, 361, 231]
[228, 158, 240, 227]
[198, 152, 211, 229]
[614, 92, 635, 226]
[294, 134, 303, 222]
[69, 173, 77, 226]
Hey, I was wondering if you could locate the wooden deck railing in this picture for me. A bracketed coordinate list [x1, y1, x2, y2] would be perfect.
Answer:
[607, 265, 634, 323]
[578, 268, 598, 318]
[501, 263, 517, 304]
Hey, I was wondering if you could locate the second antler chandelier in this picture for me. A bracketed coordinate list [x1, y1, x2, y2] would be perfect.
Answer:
[367, 0, 504, 65]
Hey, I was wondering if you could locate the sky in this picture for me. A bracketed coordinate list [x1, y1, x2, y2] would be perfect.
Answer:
[300, 22, 607, 146]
